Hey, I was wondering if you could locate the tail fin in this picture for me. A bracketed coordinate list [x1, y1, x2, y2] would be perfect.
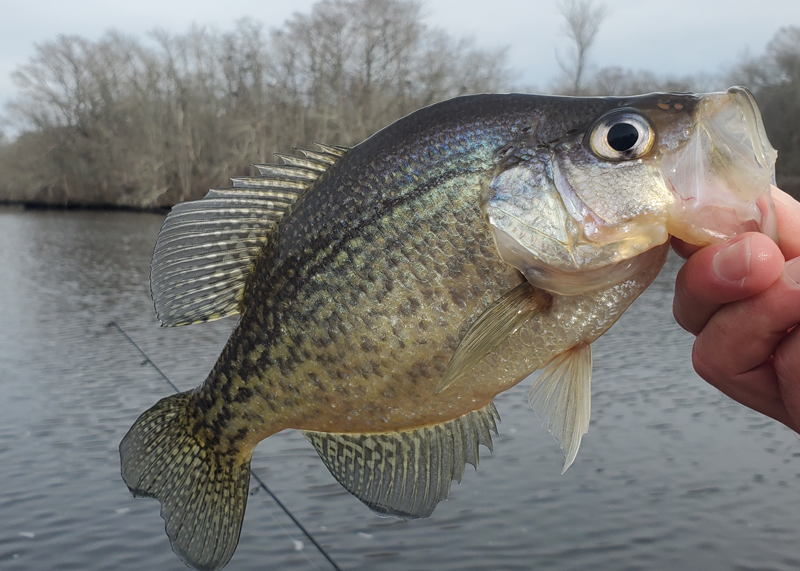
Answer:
[120, 392, 251, 571]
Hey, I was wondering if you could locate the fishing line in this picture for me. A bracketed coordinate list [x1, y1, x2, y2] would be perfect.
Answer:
[108, 321, 343, 571]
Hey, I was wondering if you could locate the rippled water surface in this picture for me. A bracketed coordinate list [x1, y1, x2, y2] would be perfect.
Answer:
[0, 208, 798, 571]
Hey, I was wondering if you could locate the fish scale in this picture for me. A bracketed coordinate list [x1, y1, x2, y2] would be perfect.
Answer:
[222, 175, 518, 421]
[121, 89, 778, 571]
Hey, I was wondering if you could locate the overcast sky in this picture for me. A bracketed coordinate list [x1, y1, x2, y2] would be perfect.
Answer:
[2, 0, 799, 119]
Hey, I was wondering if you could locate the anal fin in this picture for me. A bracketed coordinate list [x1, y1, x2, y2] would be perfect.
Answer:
[303, 403, 500, 519]
[527, 343, 592, 474]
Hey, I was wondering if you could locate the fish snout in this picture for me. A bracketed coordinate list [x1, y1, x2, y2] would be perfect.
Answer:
[663, 87, 778, 246]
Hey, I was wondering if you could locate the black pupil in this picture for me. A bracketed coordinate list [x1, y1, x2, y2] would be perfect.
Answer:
[607, 123, 639, 152]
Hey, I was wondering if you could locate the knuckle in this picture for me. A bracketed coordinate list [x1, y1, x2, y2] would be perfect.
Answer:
[691, 336, 724, 387]
[672, 297, 689, 332]
[690, 309, 745, 386]
[672, 278, 706, 336]
[774, 337, 800, 386]
[734, 295, 765, 324]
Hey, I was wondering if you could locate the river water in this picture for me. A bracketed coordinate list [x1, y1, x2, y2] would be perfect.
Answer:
[0, 207, 798, 571]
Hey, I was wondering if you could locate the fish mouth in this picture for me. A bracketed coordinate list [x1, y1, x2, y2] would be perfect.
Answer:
[727, 87, 775, 172]
[664, 86, 778, 245]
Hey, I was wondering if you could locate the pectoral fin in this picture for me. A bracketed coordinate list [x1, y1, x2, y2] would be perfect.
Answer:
[527, 343, 592, 474]
[436, 282, 550, 394]
[303, 403, 500, 519]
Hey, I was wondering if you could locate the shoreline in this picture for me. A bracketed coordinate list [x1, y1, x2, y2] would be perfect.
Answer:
[0, 199, 170, 215]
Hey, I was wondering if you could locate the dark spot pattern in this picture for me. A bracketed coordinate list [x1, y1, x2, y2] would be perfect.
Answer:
[185, 92, 623, 441]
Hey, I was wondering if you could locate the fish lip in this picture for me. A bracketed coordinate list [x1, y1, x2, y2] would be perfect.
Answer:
[725, 86, 773, 172]
[697, 86, 777, 179]
[693, 86, 777, 177]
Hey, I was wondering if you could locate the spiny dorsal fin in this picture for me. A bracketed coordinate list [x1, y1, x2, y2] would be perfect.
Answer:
[296, 145, 341, 165]
[271, 153, 329, 172]
[303, 402, 500, 519]
[229, 176, 309, 190]
[250, 164, 319, 181]
[151, 143, 348, 327]
[312, 142, 348, 157]
[528, 343, 592, 474]
[436, 282, 551, 394]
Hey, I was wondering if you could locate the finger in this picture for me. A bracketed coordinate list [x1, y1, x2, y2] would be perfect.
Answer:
[693, 354, 795, 430]
[772, 187, 800, 259]
[670, 236, 699, 260]
[692, 257, 800, 396]
[691, 322, 800, 433]
[774, 322, 800, 432]
[673, 233, 784, 335]
[671, 187, 798, 260]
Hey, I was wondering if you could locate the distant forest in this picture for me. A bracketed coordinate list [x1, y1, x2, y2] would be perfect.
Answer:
[0, 0, 798, 209]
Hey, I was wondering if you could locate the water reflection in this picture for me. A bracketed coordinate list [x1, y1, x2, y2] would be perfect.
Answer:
[0, 208, 798, 570]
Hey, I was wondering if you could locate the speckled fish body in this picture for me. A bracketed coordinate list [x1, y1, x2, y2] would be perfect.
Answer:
[201, 94, 652, 436]
[120, 89, 777, 571]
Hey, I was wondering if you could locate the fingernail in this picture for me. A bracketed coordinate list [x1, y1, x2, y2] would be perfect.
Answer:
[771, 186, 792, 207]
[784, 257, 800, 288]
[713, 236, 751, 283]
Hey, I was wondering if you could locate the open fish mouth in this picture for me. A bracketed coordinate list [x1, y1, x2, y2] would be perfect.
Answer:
[663, 86, 779, 245]
[725, 86, 775, 172]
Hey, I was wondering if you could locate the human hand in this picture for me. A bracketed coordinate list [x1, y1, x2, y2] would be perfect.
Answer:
[671, 187, 800, 432]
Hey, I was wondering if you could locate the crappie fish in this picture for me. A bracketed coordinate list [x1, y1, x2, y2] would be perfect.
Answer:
[120, 87, 777, 571]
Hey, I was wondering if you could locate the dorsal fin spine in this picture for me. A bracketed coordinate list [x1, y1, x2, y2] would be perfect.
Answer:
[314, 142, 348, 157]
[152, 241, 265, 266]
[154, 224, 280, 246]
[274, 153, 329, 171]
[252, 164, 320, 181]
[230, 177, 309, 190]
[296, 147, 338, 165]
[153, 260, 257, 284]
[205, 188, 301, 200]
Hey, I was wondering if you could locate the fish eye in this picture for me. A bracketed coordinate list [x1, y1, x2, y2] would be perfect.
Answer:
[607, 123, 639, 151]
[589, 113, 654, 161]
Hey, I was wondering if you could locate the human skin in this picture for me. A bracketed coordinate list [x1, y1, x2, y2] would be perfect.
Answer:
[672, 187, 800, 433]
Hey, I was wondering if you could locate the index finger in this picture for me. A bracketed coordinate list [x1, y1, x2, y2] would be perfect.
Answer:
[672, 186, 800, 261]
[672, 232, 785, 335]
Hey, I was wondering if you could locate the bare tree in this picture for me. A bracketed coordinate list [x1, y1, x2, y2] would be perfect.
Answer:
[582, 66, 725, 96]
[555, 0, 607, 95]
[267, 0, 509, 145]
[0, 0, 511, 209]
[730, 26, 800, 197]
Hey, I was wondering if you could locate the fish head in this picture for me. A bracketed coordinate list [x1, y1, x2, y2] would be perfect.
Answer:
[485, 87, 777, 295]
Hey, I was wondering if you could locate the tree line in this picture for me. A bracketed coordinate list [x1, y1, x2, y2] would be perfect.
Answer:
[554, 1, 799, 197]
[0, 0, 797, 209]
[0, 0, 508, 209]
